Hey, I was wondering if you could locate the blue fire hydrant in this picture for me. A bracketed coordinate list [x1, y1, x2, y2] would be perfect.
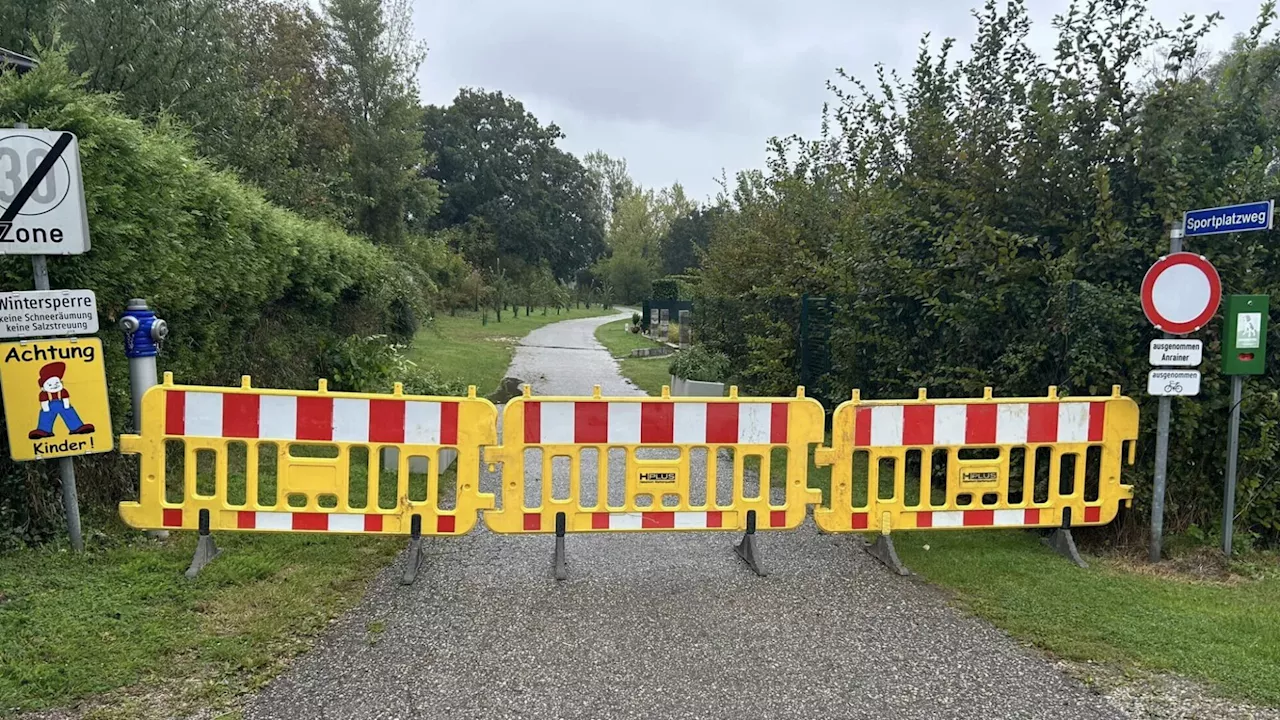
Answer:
[119, 299, 168, 430]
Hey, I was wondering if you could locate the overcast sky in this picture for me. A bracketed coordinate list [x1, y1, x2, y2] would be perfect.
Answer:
[414, 0, 1265, 202]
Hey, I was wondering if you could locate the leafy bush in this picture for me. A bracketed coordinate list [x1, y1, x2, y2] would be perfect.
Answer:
[631, 311, 642, 326]
[319, 335, 464, 397]
[0, 58, 442, 545]
[668, 345, 731, 383]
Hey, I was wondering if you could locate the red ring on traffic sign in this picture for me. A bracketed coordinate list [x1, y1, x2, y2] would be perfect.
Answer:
[1141, 252, 1221, 335]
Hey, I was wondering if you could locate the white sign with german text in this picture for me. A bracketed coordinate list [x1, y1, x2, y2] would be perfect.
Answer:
[1149, 339, 1202, 367]
[0, 289, 98, 338]
[0, 129, 90, 255]
[1148, 369, 1201, 397]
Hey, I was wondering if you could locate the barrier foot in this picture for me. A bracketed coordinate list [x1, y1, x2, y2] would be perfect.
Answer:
[184, 510, 221, 579]
[1042, 528, 1088, 569]
[400, 537, 425, 585]
[553, 512, 568, 581]
[401, 515, 424, 585]
[865, 534, 910, 576]
[733, 510, 768, 576]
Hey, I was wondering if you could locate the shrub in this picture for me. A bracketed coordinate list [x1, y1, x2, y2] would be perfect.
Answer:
[651, 278, 680, 301]
[319, 335, 464, 397]
[668, 345, 731, 383]
[0, 57, 445, 545]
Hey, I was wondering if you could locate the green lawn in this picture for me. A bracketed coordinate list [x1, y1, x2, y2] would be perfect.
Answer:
[0, 527, 399, 718]
[0, 305, 607, 718]
[898, 532, 1280, 706]
[593, 318, 672, 396]
[409, 305, 611, 395]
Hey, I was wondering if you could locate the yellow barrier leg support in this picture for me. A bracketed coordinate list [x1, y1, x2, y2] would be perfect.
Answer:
[184, 509, 221, 579]
[865, 512, 909, 576]
[733, 509, 767, 577]
[553, 512, 567, 581]
[401, 516, 425, 586]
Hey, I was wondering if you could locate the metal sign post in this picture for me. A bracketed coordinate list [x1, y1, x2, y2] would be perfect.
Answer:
[1171, 200, 1273, 558]
[1142, 233, 1227, 561]
[1220, 295, 1269, 556]
[1, 121, 94, 551]
[1147, 223, 1181, 562]
[34, 260, 83, 551]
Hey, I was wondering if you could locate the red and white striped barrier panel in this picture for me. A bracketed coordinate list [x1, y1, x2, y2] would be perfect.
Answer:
[853, 401, 1106, 447]
[843, 507, 1100, 531]
[521, 509, 796, 532]
[163, 390, 460, 444]
[154, 508, 459, 534]
[521, 400, 790, 445]
[485, 392, 827, 538]
[119, 376, 497, 544]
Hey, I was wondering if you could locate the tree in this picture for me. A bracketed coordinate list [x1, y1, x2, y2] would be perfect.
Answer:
[698, 0, 1280, 543]
[593, 189, 663, 302]
[219, 0, 352, 220]
[593, 251, 652, 304]
[661, 206, 719, 275]
[326, 0, 437, 244]
[0, 0, 57, 56]
[8, 0, 358, 223]
[422, 89, 605, 278]
[59, 0, 236, 118]
[583, 150, 636, 231]
[654, 182, 696, 231]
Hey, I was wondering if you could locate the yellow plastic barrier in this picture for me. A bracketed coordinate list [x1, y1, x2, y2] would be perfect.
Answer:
[119, 373, 497, 579]
[813, 386, 1138, 572]
[482, 385, 825, 577]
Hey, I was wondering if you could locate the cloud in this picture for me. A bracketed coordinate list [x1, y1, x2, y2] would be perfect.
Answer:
[416, 0, 1264, 200]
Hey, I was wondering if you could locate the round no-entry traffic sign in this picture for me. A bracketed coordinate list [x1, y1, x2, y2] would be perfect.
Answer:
[1141, 252, 1221, 334]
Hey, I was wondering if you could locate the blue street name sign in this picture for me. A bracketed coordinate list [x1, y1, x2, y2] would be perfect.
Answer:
[1183, 200, 1274, 237]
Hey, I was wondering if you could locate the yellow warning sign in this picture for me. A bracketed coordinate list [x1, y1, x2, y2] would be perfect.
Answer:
[0, 338, 112, 460]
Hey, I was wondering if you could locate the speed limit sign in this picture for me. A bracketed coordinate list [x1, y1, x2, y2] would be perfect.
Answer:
[0, 129, 90, 255]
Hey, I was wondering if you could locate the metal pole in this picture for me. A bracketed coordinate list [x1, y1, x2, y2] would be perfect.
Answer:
[15, 120, 82, 551]
[31, 254, 49, 288]
[58, 457, 83, 551]
[1149, 221, 1183, 562]
[1222, 374, 1243, 556]
[31, 253, 84, 551]
[799, 294, 810, 389]
[1150, 396, 1171, 562]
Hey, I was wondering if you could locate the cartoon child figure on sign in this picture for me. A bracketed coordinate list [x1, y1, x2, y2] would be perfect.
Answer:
[28, 361, 95, 439]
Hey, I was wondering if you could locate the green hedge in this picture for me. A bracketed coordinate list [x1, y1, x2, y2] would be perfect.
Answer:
[0, 58, 420, 546]
[651, 276, 695, 302]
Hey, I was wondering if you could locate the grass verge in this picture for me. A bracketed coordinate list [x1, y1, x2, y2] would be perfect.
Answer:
[896, 532, 1280, 706]
[1, 305, 608, 718]
[0, 527, 399, 717]
[593, 318, 671, 396]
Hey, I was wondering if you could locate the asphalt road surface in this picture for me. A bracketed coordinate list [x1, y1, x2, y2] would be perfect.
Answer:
[245, 312, 1121, 720]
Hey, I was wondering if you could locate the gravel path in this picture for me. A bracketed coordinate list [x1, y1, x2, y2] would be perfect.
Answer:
[244, 312, 1124, 720]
